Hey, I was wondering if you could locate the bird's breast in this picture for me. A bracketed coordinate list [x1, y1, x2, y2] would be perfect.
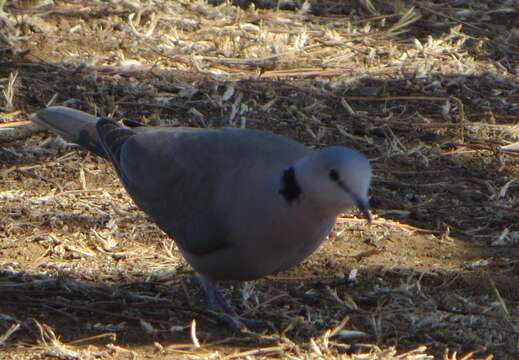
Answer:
[227, 205, 337, 279]
[181, 173, 337, 281]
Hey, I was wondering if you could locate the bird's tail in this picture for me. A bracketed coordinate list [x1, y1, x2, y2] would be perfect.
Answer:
[30, 106, 107, 158]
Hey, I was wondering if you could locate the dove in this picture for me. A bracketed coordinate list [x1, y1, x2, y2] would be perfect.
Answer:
[31, 106, 372, 327]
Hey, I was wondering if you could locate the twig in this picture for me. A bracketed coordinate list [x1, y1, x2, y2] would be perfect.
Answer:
[0, 120, 31, 128]
[0, 123, 42, 143]
[336, 216, 443, 234]
[195, 49, 305, 68]
[454, 142, 519, 158]
[222, 345, 286, 360]
[260, 67, 356, 78]
[418, 5, 488, 34]
[0, 322, 21, 346]
[67, 332, 117, 345]
[190, 320, 201, 349]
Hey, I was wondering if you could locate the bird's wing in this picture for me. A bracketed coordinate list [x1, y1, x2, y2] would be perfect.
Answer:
[95, 118, 308, 256]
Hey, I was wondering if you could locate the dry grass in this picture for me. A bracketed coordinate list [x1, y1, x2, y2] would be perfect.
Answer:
[0, 0, 518, 359]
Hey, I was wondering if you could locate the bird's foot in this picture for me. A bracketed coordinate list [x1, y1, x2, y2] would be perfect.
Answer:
[193, 274, 269, 330]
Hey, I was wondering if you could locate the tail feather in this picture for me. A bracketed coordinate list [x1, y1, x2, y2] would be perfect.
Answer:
[96, 118, 135, 166]
[30, 106, 107, 158]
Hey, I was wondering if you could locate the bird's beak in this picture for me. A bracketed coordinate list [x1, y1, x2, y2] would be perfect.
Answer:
[336, 180, 373, 223]
[354, 195, 372, 224]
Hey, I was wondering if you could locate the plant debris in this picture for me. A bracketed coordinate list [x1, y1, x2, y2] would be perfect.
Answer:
[0, 0, 518, 359]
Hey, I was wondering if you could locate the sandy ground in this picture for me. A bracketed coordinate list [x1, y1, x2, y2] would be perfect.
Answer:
[1, 0, 519, 358]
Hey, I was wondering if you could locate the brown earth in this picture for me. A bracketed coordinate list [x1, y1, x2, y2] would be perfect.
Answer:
[1, 1, 519, 359]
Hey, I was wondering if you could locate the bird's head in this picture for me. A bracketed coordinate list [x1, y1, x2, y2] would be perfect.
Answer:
[292, 146, 372, 221]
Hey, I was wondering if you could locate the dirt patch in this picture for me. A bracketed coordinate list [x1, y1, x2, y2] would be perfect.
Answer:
[1, 1, 518, 359]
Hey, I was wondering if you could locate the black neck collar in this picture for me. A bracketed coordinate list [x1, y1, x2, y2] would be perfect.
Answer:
[279, 166, 301, 204]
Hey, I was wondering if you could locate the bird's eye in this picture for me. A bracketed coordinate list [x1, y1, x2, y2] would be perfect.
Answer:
[329, 169, 340, 181]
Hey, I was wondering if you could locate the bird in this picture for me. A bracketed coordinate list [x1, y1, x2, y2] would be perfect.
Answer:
[31, 106, 372, 328]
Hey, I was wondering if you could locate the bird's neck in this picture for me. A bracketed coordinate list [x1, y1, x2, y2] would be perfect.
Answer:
[277, 166, 332, 217]
[279, 166, 302, 205]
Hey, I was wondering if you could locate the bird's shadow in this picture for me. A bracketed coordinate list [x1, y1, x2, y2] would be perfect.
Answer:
[0, 256, 516, 357]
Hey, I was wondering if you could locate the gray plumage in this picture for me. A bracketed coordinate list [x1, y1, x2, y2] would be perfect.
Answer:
[32, 106, 372, 324]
